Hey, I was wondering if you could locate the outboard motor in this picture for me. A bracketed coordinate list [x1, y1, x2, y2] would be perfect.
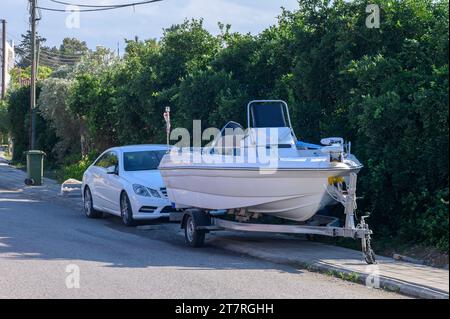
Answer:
[320, 137, 344, 162]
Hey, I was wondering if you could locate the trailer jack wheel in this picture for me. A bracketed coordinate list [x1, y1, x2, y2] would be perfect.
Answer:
[362, 235, 376, 265]
[358, 213, 376, 264]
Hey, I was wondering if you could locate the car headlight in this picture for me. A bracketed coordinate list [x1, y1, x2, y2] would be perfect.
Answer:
[132, 184, 161, 198]
[148, 188, 161, 198]
[133, 184, 150, 197]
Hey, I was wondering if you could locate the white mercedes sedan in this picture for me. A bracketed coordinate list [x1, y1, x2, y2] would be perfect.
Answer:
[82, 144, 174, 226]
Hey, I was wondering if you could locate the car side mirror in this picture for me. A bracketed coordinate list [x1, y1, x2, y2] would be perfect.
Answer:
[106, 166, 118, 175]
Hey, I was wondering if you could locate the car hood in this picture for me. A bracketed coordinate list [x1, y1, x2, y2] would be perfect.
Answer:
[122, 170, 165, 189]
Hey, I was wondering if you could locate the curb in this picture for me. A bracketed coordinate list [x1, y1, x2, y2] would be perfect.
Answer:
[208, 237, 449, 299]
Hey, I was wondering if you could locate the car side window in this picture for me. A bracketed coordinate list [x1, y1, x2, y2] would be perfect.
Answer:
[94, 153, 110, 168]
[107, 152, 119, 171]
[94, 152, 119, 170]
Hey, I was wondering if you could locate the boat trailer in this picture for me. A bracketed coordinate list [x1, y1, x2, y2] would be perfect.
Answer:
[171, 173, 376, 264]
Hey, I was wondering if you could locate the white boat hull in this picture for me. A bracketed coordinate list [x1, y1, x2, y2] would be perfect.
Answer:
[160, 166, 359, 221]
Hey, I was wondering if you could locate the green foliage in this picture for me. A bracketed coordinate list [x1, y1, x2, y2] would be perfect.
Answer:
[7, 86, 32, 162]
[6, 85, 58, 163]
[37, 78, 81, 162]
[0, 100, 9, 145]
[0, 100, 8, 135]
[417, 189, 449, 251]
[68, 47, 121, 152]
[10, 65, 53, 90]
[15, 32, 90, 69]
[59, 152, 97, 182]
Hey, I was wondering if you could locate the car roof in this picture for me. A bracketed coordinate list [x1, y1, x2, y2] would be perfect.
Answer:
[108, 144, 169, 153]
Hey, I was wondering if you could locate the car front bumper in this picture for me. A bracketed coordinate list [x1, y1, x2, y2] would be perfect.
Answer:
[129, 193, 175, 220]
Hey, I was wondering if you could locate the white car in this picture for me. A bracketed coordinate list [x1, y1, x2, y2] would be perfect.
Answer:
[82, 144, 174, 226]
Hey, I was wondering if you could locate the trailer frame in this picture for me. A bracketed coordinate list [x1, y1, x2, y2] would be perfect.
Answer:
[171, 173, 376, 264]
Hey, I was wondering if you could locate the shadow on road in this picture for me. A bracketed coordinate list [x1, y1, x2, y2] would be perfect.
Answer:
[0, 188, 301, 274]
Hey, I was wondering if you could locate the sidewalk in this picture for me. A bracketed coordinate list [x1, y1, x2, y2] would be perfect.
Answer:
[207, 232, 449, 299]
[0, 154, 448, 299]
[0, 153, 83, 211]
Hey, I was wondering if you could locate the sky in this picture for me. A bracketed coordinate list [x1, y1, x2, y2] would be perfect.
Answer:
[1, 0, 300, 52]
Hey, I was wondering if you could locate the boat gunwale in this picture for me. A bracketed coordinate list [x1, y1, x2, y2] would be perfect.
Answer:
[158, 165, 363, 172]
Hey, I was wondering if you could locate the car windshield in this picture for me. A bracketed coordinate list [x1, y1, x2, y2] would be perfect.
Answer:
[123, 150, 166, 171]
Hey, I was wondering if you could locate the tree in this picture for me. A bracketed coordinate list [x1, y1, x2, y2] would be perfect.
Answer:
[6, 85, 58, 162]
[59, 37, 89, 57]
[41, 37, 90, 68]
[15, 31, 47, 68]
[10, 65, 53, 90]
[69, 46, 121, 154]
[38, 78, 81, 162]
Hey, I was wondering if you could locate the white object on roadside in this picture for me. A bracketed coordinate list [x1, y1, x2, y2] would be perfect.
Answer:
[60, 178, 82, 197]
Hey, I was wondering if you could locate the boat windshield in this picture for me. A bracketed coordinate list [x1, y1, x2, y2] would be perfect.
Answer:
[123, 150, 166, 171]
[250, 101, 287, 128]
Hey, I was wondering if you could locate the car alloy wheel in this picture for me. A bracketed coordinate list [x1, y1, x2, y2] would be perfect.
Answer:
[84, 189, 92, 216]
[84, 187, 102, 218]
[121, 193, 135, 226]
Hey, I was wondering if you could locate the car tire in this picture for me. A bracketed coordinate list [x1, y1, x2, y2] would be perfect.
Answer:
[84, 187, 103, 218]
[120, 192, 136, 226]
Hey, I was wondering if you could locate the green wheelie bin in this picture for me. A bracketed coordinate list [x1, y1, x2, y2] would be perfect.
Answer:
[25, 150, 46, 186]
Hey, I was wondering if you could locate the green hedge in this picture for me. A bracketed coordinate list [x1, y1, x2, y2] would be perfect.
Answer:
[7, 85, 58, 163]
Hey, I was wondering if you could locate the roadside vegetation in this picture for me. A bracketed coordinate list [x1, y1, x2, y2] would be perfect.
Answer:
[1, 0, 448, 253]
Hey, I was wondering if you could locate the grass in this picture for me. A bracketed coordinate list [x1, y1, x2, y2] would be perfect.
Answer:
[339, 271, 360, 283]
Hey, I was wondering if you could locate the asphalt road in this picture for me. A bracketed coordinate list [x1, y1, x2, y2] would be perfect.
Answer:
[0, 187, 405, 298]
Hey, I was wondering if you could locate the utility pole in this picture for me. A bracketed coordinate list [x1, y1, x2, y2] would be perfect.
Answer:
[36, 39, 40, 79]
[1, 19, 6, 100]
[30, 0, 37, 150]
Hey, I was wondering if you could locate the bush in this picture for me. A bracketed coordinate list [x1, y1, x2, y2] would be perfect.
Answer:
[6, 85, 58, 164]
[59, 152, 97, 182]
[417, 189, 449, 251]
[0, 100, 9, 142]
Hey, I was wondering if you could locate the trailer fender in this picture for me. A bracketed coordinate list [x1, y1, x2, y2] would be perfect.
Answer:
[181, 209, 211, 230]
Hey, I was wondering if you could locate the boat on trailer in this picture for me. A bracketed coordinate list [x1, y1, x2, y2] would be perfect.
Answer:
[159, 100, 376, 264]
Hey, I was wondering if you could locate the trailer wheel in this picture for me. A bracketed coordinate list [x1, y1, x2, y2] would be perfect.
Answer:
[184, 214, 206, 247]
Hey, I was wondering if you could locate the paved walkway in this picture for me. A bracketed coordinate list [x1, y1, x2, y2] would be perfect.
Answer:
[207, 232, 448, 298]
[0, 153, 448, 299]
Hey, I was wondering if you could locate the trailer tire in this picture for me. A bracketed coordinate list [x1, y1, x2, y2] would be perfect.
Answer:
[183, 211, 208, 247]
